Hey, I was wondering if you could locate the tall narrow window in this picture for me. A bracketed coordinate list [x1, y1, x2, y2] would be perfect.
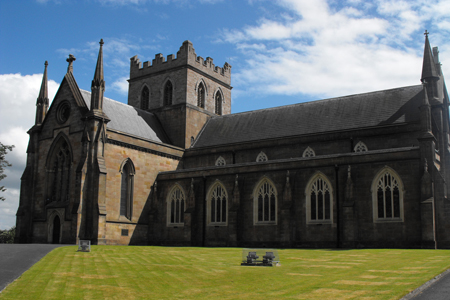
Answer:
[164, 81, 173, 106]
[46, 135, 72, 203]
[120, 159, 134, 220]
[141, 86, 149, 110]
[215, 92, 222, 115]
[254, 178, 277, 224]
[208, 182, 227, 225]
[307, 174, 332, 223]
[354, 141, 368, 152]
[372, 167, 404, 222]
[197, 82, 205, 108]
[167, 185, 185, 226]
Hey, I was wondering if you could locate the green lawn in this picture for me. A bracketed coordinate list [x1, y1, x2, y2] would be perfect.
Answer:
[1, 246, 449, 300]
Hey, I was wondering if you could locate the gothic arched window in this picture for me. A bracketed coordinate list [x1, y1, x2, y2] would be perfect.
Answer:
[256, 151, 268, 162]
[354, 141, 368, 152]
[140, 86, 149, 110]
[215, 92, 222, 115]
[120, 159, 135, 220]
[215, 156, 226, 166]
[164, 81, 173, 106]
[207, 182, 227, 225]
[254, 178, 277, 224]
[306, 173, 333, 224]
[167, 185, 185, 226]
[372, 167, 404, 222]
[303, 147, 315, 158]
[46, 136, 72, 203]
[197, 82, 205, 108]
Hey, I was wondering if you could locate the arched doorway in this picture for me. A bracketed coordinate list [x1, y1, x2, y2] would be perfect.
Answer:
[52, 215, 61, 244]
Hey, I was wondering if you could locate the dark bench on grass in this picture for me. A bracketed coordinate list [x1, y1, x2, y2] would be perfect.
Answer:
[246, 251, 259, 264]
[263, 252, 275, 264]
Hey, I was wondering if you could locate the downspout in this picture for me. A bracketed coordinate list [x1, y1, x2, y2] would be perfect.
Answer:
[335, 164, 340, 248]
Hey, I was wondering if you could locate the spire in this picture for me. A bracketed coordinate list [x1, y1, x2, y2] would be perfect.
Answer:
[35, 61, 49, 125]
[421, 30, 439, 82]
[91, 39, 105, 111]
[66, 54, 76, 74]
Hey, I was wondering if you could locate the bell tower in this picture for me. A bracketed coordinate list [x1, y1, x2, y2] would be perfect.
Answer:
[127, 41, 232, 148]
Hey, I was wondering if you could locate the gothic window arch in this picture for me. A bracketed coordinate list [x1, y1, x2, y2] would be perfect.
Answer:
[207, 181, 228, 226]
[306, 173, 333, 224]
[354, 141, 368, 152]
[372, 167, 404, 222]
[167, 184, 185, 226]
[214, 90, 223, 115]
[120, 158, 135, 220]
[197, 81, 205, 108]
[215, 156, 226, 166]
[303, 147, 315, 158]
[256, 151, 268, 162]
[253, 177, 277, 224]
[163, 80, 173, 106]
[45, 134, 72, 204]
[140, 85, 149, 110]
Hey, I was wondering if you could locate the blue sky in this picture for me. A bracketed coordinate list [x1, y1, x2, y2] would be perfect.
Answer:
[1, 0, 449, 229]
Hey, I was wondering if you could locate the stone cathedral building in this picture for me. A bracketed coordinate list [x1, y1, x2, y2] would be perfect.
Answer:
[15, 34, 450, 249]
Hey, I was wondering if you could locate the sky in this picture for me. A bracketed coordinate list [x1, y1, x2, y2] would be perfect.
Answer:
[0, 0, 449, 229]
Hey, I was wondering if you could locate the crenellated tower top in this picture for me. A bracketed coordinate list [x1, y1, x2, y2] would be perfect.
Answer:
[129, 40, 231, 85]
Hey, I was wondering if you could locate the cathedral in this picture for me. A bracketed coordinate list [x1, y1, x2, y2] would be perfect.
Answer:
[15, 34, 450, 249]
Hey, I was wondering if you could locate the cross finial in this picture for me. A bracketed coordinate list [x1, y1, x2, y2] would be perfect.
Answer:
[424, 30, 429, 37]
[66, 54, 76, 73]
[99, 38, 104, 46]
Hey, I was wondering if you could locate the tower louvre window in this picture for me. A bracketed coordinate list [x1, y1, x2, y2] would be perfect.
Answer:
[164, 81, 173, 106]
[141, 86, 149, 110]
[215, 92, 222, 115]
[198, 82, 205, 108]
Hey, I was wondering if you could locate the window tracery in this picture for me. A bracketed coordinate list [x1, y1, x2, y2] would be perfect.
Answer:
[306, 173, 333, 224]
[254, 178, 277, 224]
[256, 152, 268, 162]
[46, 137, 71, 203]
[215, 156, 226, 166]
[208, 182, 227, 225]
[167, 185, 185, 226]
[354, 141, 368, 152]
[303, 147, 315, 158]
[372, 167, 404, 222]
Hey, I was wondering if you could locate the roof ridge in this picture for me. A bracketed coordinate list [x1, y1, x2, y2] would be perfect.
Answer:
[214, 84, 423, 119]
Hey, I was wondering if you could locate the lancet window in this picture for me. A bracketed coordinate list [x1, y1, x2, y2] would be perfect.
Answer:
[254, 178, 277, 224]
[140, 86, 149, 110]
[372, 168, 404, 222]
[167, 185, 185, 226]
[215, 92, 222, 115]
[164, 81, 173, 106]
[120, 159, 135, 220]
[307, 174, 332, 223]
[46, 137, 72, 203]
[197, 82, 205, 108]
[208, 182, 227, 225]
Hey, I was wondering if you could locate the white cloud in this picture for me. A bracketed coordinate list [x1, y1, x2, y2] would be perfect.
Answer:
[111, 77, 130, 94]
[222, 0, 449, 100]
[0, 73, 59, 229]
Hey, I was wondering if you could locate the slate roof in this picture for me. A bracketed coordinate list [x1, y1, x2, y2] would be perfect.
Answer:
[193, 85, 424, 148]
[80, 90, 170, 144]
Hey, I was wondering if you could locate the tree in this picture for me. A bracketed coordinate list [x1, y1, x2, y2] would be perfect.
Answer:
[0, 142, 14, 201]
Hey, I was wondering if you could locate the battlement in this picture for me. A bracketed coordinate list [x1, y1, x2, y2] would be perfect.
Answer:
[129, 40, 231, 84]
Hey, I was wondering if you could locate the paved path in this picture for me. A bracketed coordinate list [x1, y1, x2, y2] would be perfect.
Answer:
[403, 268, 450, 300]
[0, 244, 68, 292]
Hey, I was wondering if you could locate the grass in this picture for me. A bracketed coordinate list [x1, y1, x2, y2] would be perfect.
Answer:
[1, 246, 449, 300]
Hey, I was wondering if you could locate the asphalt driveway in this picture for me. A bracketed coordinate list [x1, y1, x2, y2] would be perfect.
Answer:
[0, 244, 68, 292]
